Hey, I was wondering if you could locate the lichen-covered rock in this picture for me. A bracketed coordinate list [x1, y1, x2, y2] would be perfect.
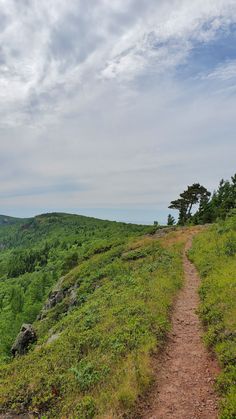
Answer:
[11, 324, 37, 357]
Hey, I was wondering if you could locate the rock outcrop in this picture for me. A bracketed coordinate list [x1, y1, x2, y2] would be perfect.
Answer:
[37, 283, 79, 320]
[44, 289, 65, 310]
[11, 324, 37, 357]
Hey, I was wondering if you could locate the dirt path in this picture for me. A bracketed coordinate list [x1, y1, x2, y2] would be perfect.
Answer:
[135, 234, 220, 419]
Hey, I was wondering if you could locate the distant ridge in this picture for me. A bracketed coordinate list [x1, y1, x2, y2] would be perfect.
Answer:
[0, 214, 24, 225]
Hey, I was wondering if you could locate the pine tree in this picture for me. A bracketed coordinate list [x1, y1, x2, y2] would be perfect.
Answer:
[167, 214, 175, 226]
[169, 183, 211, 225]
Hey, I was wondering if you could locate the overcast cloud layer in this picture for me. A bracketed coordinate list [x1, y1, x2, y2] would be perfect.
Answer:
[0, 0, 236, 224]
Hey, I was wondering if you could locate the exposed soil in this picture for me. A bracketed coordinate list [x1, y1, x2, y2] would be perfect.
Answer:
[134, 234, 220, 419]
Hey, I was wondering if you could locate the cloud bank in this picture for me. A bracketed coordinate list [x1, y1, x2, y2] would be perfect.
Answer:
[0, 0, 236, 223]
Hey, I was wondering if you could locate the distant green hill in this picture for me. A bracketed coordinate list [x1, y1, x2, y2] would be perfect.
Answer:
[0, 215, 28, 249]
[0, 215, 24, 225]
[0, 212, 151, 250]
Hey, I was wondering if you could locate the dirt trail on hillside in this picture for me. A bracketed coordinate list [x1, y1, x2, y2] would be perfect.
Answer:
[134, 234, 220, 419]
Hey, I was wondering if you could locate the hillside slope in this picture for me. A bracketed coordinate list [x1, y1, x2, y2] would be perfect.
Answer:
[0, 213, 151, 361]
[0, 215, 185, 418]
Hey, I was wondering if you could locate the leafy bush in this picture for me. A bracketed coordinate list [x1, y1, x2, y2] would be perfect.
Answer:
[75, 396, 97, 418]
[70, 360, 108, 391]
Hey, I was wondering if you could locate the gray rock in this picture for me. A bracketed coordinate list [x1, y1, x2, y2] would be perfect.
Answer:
[44, 289, 65, 310]
[46, 332, 61, 345]
[68, 287, 78, 307]
[37, 282, 79, 320]
[11, 324, 37, 357]
[37, 289, 65, 320]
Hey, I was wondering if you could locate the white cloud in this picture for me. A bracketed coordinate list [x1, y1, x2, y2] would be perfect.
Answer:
[205, 60, 236, 80]
[0, 0, 235, 116]
[0, 0, 236, 222]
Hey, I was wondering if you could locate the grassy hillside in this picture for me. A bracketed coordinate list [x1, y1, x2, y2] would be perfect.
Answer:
[189, 213, 236, 419]
[0, 214, 186, 418]
[0, 213, 152, 362]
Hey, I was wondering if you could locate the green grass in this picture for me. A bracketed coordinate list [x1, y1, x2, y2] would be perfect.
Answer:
[0, 232, 184, 418]
[189, 215, 236, 419]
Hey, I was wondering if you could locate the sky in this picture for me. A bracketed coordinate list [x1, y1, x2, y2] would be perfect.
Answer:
[0, 0, 236, 224]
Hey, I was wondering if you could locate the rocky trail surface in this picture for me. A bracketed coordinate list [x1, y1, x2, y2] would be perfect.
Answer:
[134, 234, 220, 419]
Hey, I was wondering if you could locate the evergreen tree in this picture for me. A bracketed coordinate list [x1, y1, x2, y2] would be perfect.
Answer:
[169, 183, 211, 225]
[205, 174, 236, 221]
[169, 198, 188, 225]
[167, 214, 175, 226]
[10, 286, 24, 314]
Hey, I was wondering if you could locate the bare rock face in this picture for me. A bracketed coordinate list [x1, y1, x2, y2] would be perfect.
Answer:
[11, 324, 37, 357]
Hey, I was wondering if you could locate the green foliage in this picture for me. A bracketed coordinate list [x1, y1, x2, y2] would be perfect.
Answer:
[167, 214, 175, 226]
[75, 396, 97, 418]
[194, 175, 236, 224]
[70, 360, 109, 392]
[169, 173, 236, 225]
[190, 215, 236, 419]
[169, 183, 211, 225]
[0, 270, 55, 360]
[121, 248, 148, 261]
[0, 218, 184, 418]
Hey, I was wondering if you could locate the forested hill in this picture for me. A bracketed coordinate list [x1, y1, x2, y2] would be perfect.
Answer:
[0, 215, 29, 249]
[0, 215, 24, 225]
[0, 212, 152, 362]
[0, 212, 150, 250]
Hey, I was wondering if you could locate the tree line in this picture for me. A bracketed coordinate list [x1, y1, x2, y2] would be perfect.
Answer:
[167, 173, 236, 225]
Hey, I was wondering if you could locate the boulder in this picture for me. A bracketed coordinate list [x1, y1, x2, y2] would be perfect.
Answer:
[11, 324, 37, 356]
